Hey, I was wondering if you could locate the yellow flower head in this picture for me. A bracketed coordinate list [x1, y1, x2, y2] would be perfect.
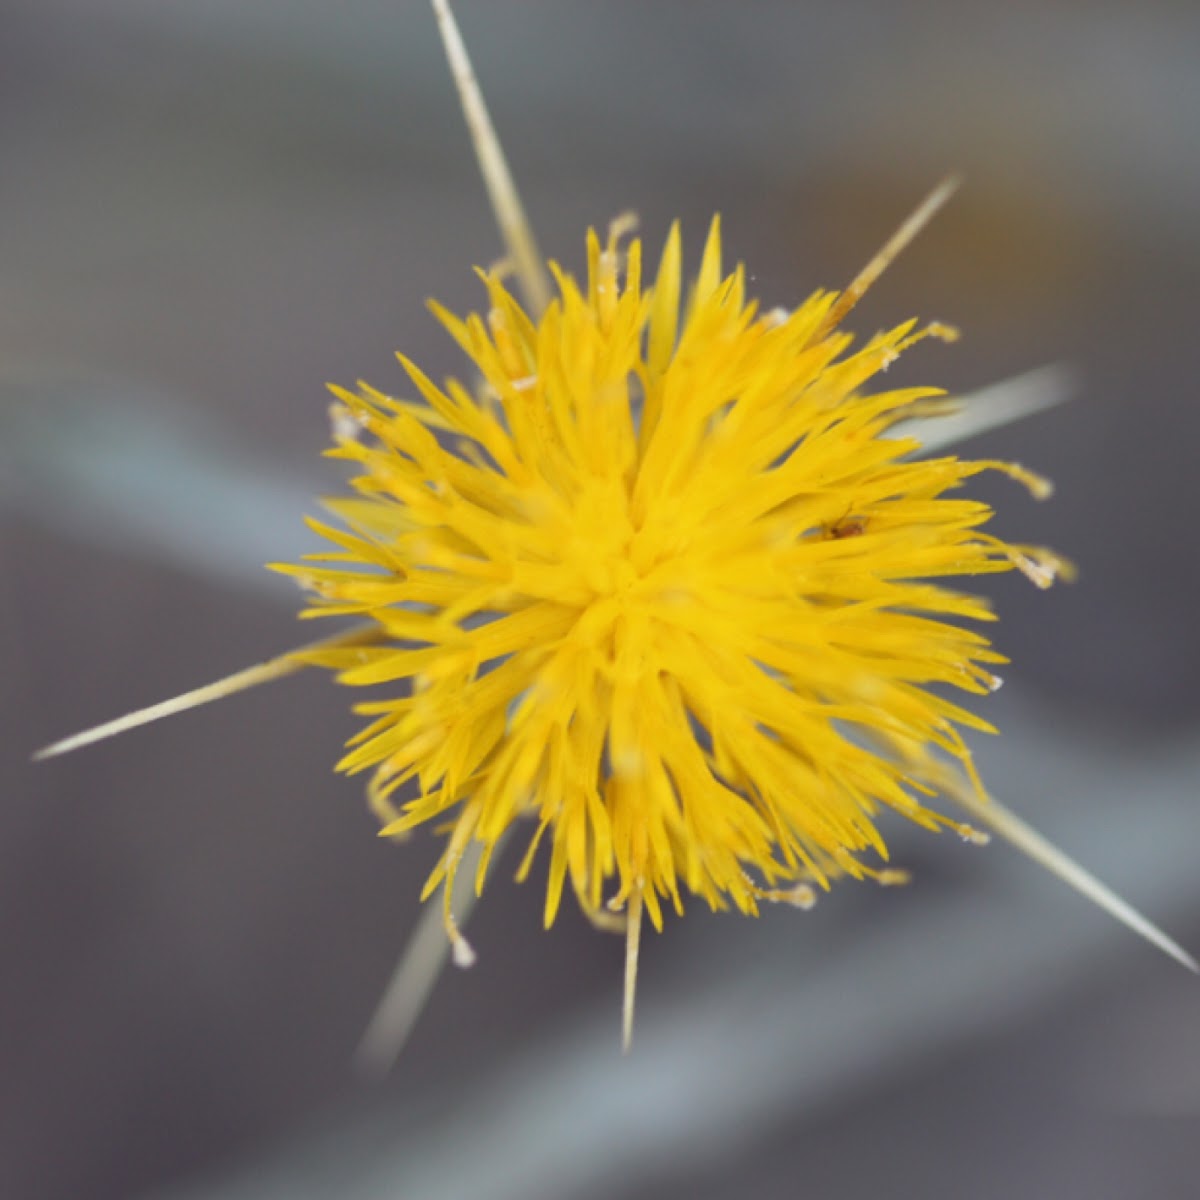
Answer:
[36, 0, 1192, 1060]
[280, 211, 1065, 997]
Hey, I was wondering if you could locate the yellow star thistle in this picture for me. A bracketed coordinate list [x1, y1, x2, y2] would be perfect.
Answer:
[35, 0, 1194, 1061]
[283, 216, 1065, 969]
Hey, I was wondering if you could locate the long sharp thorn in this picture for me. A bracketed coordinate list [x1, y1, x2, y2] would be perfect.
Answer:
[622, 887, 644, 1054]
[950, 785, 1198, 974]
[892, 363, 1075, 454]
[431, 0, 553, 315]
[355, 838, 487, 1075]
[34, 623, 382, 761]
[817, 173, 961, 338]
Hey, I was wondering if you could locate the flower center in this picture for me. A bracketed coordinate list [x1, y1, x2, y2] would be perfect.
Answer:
[584, 550, 640, 598]
[567, 476, 641, 602]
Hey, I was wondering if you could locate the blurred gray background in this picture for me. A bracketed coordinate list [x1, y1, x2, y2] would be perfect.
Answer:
[3, 2, 1199, 1198]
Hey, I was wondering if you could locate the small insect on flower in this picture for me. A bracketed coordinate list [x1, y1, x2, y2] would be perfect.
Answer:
[37, 0, 1194, 1061]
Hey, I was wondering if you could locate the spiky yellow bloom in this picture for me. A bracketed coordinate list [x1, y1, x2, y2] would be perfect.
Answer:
[279, 215, 1065, 964]
[34, 0, 1192, 1062]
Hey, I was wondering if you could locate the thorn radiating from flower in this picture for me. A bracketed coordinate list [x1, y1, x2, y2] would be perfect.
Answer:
[355, 834, 498, 1074]
[33, 624, 383, 761]
[621, 886, 644, 1054]
[936, 765, 1198, 973]
[893, 363, 1076, 455]
[815, 172, 961, 339]
[430, 0, 551, 315]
